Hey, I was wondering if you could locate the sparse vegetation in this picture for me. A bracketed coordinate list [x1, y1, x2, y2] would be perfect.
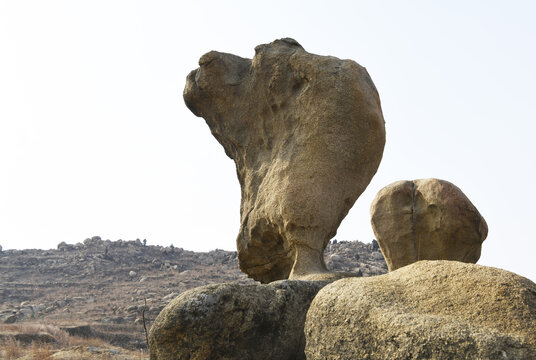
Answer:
[0, 322, 149, 359]
[29, 342, 54, 360]
[2, 337, 23, 359]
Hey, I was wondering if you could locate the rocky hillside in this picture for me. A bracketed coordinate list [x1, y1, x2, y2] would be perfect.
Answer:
[0, 237, 387, 350]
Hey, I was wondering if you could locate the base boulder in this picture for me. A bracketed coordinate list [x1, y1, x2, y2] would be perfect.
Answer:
[305, 261, 536, 359]
[149, 280, 327, 360]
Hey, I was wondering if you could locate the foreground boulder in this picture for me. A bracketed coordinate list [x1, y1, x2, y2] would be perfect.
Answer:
[184, 38, 385, 283]
[149, 280, 327, 360]
[371, 178, 487, 271]
[305, 261, 536, 359]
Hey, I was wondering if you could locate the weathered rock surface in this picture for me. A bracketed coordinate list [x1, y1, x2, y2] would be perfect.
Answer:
[184, 38, 386, 283]
[371, 178, 487, 271]
[305, 261, 536, 359]
[149, 280, 327, 360]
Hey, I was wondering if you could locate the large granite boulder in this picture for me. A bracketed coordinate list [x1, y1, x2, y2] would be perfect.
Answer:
[184, 38, 386, 283]
[149, 280, 327, 360]
[305, 261, 536, 359]
[371, 178, 488, 271]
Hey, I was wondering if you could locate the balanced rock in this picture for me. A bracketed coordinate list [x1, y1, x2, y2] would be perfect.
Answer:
[184, 38, 386, 283]
[371, 178, 487, 271]
[305, 261, 536, 359]
[149, 280, 327, 360]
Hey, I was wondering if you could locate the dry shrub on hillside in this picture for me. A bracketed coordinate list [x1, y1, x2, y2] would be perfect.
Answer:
[30, 342, 54, 359]
[0, 323, 69, 345]
[1, 337, 23, 359]
[67, 335, 109, 347]
[0, 323, 150, 359]
[0, 323, 111, 359]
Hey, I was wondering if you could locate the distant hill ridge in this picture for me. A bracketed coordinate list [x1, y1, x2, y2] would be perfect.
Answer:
[0, 237, 387, 348]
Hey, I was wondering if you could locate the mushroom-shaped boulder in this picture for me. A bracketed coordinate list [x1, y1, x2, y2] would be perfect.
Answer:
[184, 38, 385, 283]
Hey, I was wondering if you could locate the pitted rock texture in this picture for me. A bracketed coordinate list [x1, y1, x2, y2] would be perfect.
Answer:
[184, 38, 386, 283]
[148, 280, 327, 360]
[305, 261, 536, 360]
[370, 178, 487, 271]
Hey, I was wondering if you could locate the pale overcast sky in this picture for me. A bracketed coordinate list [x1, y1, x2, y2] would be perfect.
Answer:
[1, 1, 535, 282]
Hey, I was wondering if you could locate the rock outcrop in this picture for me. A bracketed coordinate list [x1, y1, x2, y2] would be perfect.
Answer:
[305, 261, 536, 359]
[149, 280, 327, 360]
[166, 38, 526, 360]
[184, 38, 386, 283]
[371, 178, 487, 271]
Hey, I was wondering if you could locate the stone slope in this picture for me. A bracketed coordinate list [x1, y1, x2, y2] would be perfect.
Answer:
[0, 237, 386, 349]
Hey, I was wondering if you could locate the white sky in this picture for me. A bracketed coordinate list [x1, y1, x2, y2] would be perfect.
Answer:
[1, 1, 535, 282]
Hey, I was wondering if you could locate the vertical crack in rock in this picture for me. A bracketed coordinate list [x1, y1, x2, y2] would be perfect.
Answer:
[410, 180, 419, 263]
[371, 178, 488, 271]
